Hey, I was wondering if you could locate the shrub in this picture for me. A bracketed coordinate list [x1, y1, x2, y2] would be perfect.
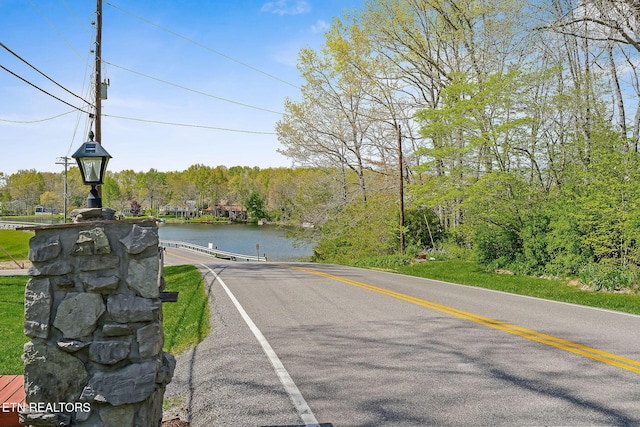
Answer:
[579, 263, 639, 292]
[473, 224, 521, 266]
[403, 207, 445, 249]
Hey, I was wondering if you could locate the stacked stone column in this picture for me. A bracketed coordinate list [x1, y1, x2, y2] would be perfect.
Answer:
[21, 216, 175, 426]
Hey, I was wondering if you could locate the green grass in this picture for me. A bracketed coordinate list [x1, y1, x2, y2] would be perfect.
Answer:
[0, 229, 33, 262]
[162, 264, 211, 354]
[0, 276, 28, 374]
[0, 265, 209, 374]
[394, 260, 640, 315]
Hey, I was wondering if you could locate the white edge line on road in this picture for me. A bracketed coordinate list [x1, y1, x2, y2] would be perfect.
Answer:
[202, 265, 321, 427]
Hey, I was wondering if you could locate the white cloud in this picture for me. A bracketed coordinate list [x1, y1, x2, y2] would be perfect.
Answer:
[261, 0, 311, 16]
[310, 19, 329, 34]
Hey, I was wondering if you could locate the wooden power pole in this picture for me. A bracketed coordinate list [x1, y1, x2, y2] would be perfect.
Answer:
[55, 157, 71, 223]
[398, 124, 405, 255]
[95, 0, 102, 144]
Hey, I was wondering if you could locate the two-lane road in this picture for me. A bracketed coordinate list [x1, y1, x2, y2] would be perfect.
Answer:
[164, 247, 640, 426]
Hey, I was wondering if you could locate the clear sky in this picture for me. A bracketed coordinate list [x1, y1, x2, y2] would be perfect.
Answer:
[0, 0, 363, 175]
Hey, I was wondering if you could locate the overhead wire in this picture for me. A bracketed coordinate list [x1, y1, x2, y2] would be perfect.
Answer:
[28, 0, 85, 61]
[104, 1, 300, 89]
[0, 64, 91, 113]
[52, 0, 98, 154]
[4, 2, 284, 137]
[103, 114, 277, 135]
[103, 61, 284, 115]
[26, 0, 96, 153]
[0, 60, 277, 134]
[68, 57, 96, 156]
[0, 110, 76, 123]
[60, 0, 92, 38]
[0, 42, 92, 106]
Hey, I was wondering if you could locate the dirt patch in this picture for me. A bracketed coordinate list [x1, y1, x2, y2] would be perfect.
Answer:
[0, 260, 30, 270]
[567, 279, 589, 290]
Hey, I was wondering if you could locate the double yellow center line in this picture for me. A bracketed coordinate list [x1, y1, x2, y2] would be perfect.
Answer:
[286, 265, 640, 375]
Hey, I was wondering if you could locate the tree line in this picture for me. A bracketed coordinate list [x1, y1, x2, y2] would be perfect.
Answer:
[275, 0, 640, 289]
[0, 165, 326, 224]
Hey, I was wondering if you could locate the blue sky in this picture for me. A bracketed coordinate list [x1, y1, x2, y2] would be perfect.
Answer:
[0, 0, 363, 175]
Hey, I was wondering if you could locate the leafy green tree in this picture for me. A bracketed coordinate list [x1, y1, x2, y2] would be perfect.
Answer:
[184, 164, 215, 210]
[136, 169, 169, 215]
[403, 207, 445, 249]
[245, 191, 268, 223]
[102, 176, 121, 209]
[312, 193, 398, 263]
[39, 191, 60, 213]
[8, 169, 44, 215]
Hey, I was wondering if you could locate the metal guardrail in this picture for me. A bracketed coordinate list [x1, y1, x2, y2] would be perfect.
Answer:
[160, 240, 266, 262]
[0, 221, 43, 229]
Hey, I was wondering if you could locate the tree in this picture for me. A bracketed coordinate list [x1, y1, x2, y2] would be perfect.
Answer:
[544, 0, 640, 53]
[136, 169, 168, 215]
[277, 42, 384, 203]
[101, 176, 121, 209]
[184, 164, 218, 211]
[166, 171, 197, 217]
[39, 191, 60, 213]
[540, 0, 640, 151]
[245, 191, 268, 222]
[0, 173, 10, 214]
[8, 169, 44, 215]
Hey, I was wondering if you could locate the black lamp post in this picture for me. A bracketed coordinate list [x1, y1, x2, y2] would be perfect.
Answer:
[72, 131, 111, 208]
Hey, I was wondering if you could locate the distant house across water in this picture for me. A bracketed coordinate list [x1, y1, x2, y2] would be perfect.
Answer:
[35, 205, 59, 215]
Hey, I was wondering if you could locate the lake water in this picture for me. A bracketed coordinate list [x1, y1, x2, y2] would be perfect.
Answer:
[157, 222, 314, 262]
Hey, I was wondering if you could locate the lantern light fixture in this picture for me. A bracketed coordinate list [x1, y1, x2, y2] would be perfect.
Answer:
[72, 131, 111, 208]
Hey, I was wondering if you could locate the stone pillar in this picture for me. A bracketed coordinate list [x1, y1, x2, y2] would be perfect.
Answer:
[21, 211, 175, 427]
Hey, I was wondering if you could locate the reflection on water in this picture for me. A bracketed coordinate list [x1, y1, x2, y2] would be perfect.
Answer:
[157, 222, 314, 262]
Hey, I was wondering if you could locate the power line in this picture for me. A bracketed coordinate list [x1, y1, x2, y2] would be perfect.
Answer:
[104, 61, 283, 115]
[0, 110, 76, 123]
[28, 0, 85, 61]
[0, 42, 91, 106]
[0, 48, 276, 134]
[0, 64, 91, 113]
[103, 113, 276, 134]
[60, 0, 93, 38]
[0, 109, 276, 135]
[105, 1, 300, 89]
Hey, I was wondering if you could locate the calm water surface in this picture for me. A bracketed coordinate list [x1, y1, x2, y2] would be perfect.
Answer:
[157, 222, 314, 262]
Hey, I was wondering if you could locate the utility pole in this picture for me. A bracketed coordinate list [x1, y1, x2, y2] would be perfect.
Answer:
[397, 124, 405, 255]
[55, 157, 72, 223]
[95, 0, 102, 144]
[93, 0, 106, 201]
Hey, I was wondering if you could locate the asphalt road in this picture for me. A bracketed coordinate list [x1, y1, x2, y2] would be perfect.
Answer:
[163, 247, 640, 427]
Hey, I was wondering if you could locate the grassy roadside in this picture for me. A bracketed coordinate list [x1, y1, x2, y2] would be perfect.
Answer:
[0, 229, 32, 263]
[391, 259, 640, 316]
[0, 265, 209, 375]
[162, 265, 211, 354]
[0, 275, 28, 374]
